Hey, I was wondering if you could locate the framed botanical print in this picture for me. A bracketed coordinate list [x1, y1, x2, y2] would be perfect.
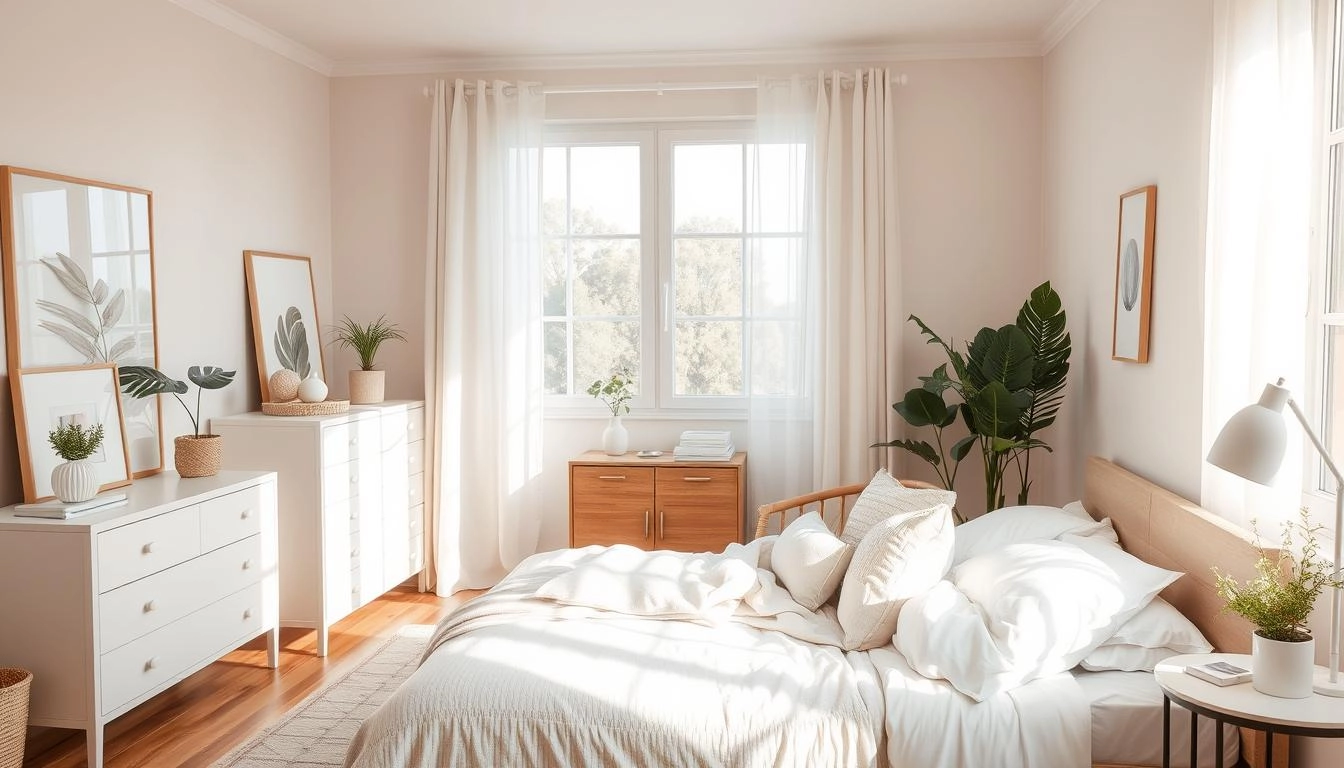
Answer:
[244, 250, 326, 402]
[1112, 185, 1157, 363]
[12, 364, 132, 502]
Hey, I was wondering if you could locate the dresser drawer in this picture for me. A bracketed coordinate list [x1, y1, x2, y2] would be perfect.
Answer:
[408, 472, 424, 508]
[199, 484, 265, 552]
[99, 535, 263, 651]
[97, 506, 202, 592]
[322, 459, 382, 505]
[571, 466, 655, 505]
[100, 582, 265, 715]
[406, 441, 423, 477]
[406, 408, 424, 445]
[408, 503, 424, 539]
[320, 417, 380, 466]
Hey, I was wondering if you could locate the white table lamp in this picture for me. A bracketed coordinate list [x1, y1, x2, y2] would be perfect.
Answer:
[1207, 378, 1344, 697]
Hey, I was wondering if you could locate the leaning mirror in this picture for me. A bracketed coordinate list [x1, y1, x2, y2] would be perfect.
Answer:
[0, 166, 162, 476]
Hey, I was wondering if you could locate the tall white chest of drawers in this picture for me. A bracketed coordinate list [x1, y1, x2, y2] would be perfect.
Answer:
[212, 400, 426, 656]
[0, 471, 279, 768]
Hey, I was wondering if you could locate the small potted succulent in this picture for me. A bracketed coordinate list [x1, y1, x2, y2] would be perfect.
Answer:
[330, 315, 407, 404]
[587, 366, 635, 455]
[119, 365, 236, 478]
[47, 421, 105, 502]
[1214, 508, 1344, 698]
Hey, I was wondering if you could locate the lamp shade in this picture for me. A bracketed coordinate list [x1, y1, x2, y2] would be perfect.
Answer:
[1206, 381, 1290, 485]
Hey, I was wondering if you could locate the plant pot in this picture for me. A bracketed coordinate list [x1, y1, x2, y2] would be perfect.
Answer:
[50, 459, 97, 503]
[1252, 631, 1315, 698]
[175, 434, 222, 478]
[0, 668, 32, 768]
[349, 370, 385, 405]
[602, 415, 628, 456]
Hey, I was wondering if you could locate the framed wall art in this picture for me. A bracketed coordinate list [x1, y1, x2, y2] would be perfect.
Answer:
[0, 166, 162, 476]
[1112, 184, 1157, 363]
[12, 364, 132, 502]
[244, 250, 326, 402]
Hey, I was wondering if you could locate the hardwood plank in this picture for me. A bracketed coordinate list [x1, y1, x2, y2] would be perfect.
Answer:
[22, 584, 480, 767]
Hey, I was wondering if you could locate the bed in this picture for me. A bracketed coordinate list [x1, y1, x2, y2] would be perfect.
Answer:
[344, 457, 1275, 768]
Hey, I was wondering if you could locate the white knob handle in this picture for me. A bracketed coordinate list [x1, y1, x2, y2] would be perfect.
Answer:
[351, 475, 359, 485]
[349, 437, 358, 447]
[240, 509, 251, 519]
[144, 657, 158, 671]
[143, 600, 156, 613]
[243, 608, 253, 620]
[351, 549, 360, 558]
[350, 510, 358, 520]
[242, 559, 253, 570]
[141, 542, 154, 555]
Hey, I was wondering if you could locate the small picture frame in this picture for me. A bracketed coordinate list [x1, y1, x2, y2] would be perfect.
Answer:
[1112, 185, 1157, 363]
[11, 363, 132, 502]
[244, 250, 326, 402]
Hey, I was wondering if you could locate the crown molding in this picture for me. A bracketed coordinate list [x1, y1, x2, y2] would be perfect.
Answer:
[1039, 0, 1103, 54]
[169, 0, 334, 75]
[328, 40, 1043, 78]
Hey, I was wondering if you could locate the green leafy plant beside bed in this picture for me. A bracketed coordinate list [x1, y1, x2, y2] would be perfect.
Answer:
[48, 422, 104, 461]
[1215, 509, 1344, 642]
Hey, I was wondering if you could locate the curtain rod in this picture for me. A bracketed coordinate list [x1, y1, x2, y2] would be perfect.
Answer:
[420, 73, 909, 98]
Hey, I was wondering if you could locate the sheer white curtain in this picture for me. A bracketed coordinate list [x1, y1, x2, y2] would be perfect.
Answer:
[747, 70, 902, 510]
[1201, 0, 1313, 530]
[424, 79, 546, 594]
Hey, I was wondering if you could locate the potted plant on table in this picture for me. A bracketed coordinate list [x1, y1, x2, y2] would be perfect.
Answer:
[47, 421, 104, 502]
[330, 315, 407, 404]
[119, 365, 236, 478]
[587, 367, 634, 456]
[1214, 508, 1344, 698]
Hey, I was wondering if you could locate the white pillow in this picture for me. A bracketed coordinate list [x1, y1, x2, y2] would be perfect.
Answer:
[953, 504, 1105, 564]
[841, 469, 957, 548]
[1080, 596, 1212, 672]
[770, 512, 853, 610]
[1061, 500, 1091, 520]
[897, 535, 1180, 700]
[837, 503, 954, 650]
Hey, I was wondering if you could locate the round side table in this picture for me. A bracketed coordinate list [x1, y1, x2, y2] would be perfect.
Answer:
[1155, 653, 1344, 768]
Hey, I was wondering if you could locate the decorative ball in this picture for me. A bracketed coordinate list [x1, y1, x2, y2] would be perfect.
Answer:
[269, 369, 301, 402]
[297, 377, 329, 403]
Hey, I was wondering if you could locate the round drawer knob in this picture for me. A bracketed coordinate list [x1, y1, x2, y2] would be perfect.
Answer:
[350, 475, 359, 485]
[243, 608, 253, 620]
[143, 600, 156, 613]
[349, 437, 358, 447]
[240, 509, 251, 519]
[144, 657, 158, 671]
[141, 542, 154, 555]
[242, 559, 253, 570]
[351, 549, 360, 558]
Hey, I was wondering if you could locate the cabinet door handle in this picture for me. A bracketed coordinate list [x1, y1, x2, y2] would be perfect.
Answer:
[658, 510, 665, 540]
[644, 510, 650, 539]
[598, 475, 626, 481]
[682, 476, 712, 482]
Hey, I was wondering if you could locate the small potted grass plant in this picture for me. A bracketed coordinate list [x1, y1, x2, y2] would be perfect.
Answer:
[1214, 508, 1344, 698]
[331, 315, 407, 404]
[119, 365, 236, 478]
[47, 421, 105, 502]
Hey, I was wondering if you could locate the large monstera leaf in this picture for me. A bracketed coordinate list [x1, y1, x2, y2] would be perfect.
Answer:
[119, 365, 188, 398]
[274, 306, 312, 379]
[188, 365, 236, 390]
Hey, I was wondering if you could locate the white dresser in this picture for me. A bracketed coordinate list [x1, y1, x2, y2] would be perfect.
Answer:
[212, 400, 425, 656]
[0, 470, 279, 768]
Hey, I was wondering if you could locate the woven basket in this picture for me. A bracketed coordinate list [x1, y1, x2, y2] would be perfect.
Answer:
[261, 399, 350, 416]
[0, 668, 31, 768]
[175, 434, 222, 478]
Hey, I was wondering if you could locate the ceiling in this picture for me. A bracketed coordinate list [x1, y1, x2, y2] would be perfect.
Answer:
[182, 0, 1092, 75]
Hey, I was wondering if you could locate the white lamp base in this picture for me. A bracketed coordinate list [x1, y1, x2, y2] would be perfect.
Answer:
[1312, 667, 1344, 697]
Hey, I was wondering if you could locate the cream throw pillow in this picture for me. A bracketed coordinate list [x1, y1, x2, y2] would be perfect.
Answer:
[837, 503, 955, 650]
[770, 512, 853, 610]
[841, 469, 957, 548]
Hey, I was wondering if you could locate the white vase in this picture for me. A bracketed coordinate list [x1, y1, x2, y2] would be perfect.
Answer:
[602, 415, 628, 456]
[51, 459, 97, 503]
[1252, 631, 1315, 698]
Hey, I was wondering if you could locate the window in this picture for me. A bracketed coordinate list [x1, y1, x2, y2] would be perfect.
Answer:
[544, 124, 806, 413]
[1319, 0, 1344, 494]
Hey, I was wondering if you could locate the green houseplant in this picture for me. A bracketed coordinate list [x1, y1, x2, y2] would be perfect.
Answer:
[875, 281, 1070, 513]
[47, 422, 105, 502]
[331, 315, 407, 404]
[1214, 510, 1344, 697]
[120, 365, 236, 478]
[588, 367, 635, 455]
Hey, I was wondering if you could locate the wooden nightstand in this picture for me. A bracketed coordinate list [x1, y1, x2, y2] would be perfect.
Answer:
[568, 451, 747, 553]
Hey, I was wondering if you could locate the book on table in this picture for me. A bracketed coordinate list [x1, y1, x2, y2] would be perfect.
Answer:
[1184, 660, 1252, 686]
[14, 492, 129, 519]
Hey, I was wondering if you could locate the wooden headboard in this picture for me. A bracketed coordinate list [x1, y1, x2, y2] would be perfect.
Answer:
[1081, 456, 1277, 654]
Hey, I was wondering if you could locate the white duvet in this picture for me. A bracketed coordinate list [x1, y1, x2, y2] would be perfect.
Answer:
[344, 544, 1090, 768]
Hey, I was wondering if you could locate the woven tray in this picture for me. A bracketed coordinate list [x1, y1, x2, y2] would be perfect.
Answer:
[261, 399, 350, 416]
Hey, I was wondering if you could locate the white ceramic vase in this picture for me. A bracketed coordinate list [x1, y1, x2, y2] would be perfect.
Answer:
[51, 459, 97, 503]
[1252, 631, 1315, 698]
[602, 415, 629, 456]
[350, 370, 385, 404]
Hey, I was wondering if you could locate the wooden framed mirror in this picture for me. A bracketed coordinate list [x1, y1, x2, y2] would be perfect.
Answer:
[0, 166, 163, 477]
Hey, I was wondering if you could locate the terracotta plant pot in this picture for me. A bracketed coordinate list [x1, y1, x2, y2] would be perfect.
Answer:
[349, 370, 386, 405]
[175, 434, 222, 478]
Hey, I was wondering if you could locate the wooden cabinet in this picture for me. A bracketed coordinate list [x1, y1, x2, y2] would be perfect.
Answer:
[0, 471, 279, 768]
[568, 452, 746, 553]
[212, 401, 425, 657]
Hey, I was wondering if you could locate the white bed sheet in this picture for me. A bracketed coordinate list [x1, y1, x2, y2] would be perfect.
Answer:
[1073, 669, 1239, 768]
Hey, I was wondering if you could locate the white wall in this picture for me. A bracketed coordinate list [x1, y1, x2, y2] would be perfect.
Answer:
[330, 57, 1044, 550]
[0, 0, 332, 504]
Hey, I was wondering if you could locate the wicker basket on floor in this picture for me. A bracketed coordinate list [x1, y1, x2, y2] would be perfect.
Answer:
[0, 668, 32, 768]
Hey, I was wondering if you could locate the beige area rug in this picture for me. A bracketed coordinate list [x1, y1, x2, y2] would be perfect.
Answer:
[213, 624, 434, 767]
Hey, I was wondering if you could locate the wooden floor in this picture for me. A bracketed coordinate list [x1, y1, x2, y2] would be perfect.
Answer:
[22, 585, 481, 768]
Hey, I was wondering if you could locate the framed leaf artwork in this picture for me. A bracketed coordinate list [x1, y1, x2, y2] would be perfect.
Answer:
[0, 166, 163, 477]
[244, 250, 326, 401]
[1112, 185, 1157, 363]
